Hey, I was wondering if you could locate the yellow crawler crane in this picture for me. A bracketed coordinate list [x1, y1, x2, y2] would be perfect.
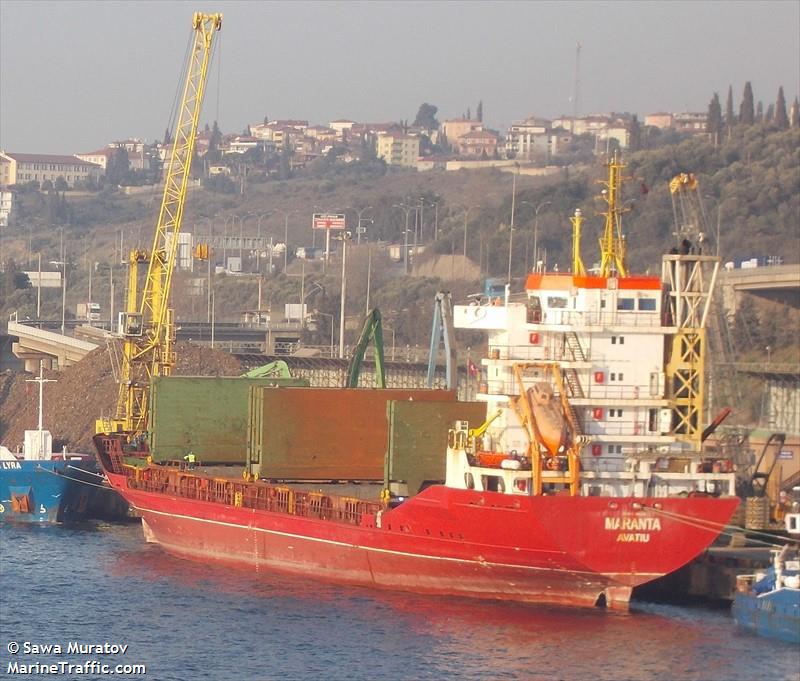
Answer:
[97, 12, 222, 437]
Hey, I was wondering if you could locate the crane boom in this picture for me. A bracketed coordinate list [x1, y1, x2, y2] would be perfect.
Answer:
[100, 12, 222, 437]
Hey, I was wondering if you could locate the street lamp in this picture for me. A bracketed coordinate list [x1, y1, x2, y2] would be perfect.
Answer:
[256, 211, 273, 274]
[337, 231, 351, 359]
[393, 203, 414, 275]
[507, 164, 519, 284]
[462, 205, 481, 278]
[348, 205, 373, 244]
[277, 209, 298, 272]
[533, 201, 552, 272]
[315, 311, 335, 357]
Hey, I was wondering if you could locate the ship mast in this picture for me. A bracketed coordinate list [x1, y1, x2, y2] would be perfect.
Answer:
[597, 152, 629, 278]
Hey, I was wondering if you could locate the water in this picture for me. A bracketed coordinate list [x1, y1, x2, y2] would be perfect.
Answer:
[1, 522, 798, 681]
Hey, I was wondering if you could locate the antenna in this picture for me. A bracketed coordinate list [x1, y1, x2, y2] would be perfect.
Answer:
[572, 42, 581, 125]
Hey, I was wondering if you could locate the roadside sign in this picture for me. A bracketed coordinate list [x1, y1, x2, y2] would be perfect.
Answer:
[312, 213, 346, 230]
[778, 450, 794, 460]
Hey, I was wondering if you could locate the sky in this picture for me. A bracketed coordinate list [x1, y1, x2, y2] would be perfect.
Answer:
[1, 0, 799, 154]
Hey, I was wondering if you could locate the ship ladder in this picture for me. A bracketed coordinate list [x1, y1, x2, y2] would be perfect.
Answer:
[564, 331, 586, 362]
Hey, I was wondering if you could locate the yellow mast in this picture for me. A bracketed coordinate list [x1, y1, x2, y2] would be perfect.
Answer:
[570, 208, 586, 276]
[100, 12, 222, 437]
[597, 152, 629, 278]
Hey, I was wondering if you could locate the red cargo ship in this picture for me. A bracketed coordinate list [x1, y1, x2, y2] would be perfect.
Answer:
[96, 154, 739, 609]
[94, 436, 737, 609]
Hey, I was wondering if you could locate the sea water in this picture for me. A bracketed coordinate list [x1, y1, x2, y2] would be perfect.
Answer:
[1, 522, 798, 681]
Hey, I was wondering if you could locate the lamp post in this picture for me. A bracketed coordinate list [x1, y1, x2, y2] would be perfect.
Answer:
[338, 231, 350, 359]
[507, 164, 519, 284]
[462, 205, 481, 278]
[277, 209, 297, 272]
[315, 311, 335, 357]
[349, 205, 372, 244]
[393, 203, 414, 275]
[533, 200, 552, 272]
[256, 212, 272, 274]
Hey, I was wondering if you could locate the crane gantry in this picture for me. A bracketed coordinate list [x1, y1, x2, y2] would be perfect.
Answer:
[97, 12, 222, 438]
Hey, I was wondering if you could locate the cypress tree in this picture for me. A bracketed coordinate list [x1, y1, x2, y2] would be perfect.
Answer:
[791, 97, 800, 127]
[707, 92, 723, 135]
[755, 101, 763, 122]
[725, 85, 736, 128]
[774, 86, 789, 128]
[765, 104, 775, 123]
[476, 100, 483, 122]
[739, 82, 755, 125]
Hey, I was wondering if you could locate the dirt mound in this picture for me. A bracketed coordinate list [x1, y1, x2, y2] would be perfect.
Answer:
[0, 343, 247, 454]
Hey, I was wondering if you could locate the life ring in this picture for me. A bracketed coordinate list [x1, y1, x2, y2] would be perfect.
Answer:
[464, 472, 475, 489]
[545, 456, 560, 471]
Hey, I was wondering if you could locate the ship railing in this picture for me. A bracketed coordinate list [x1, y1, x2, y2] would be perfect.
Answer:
[125, 466, 382, 526]
[532, 310, 663, 328]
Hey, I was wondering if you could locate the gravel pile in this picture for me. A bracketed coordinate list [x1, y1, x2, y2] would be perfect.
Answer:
[0, 342, 246, 454]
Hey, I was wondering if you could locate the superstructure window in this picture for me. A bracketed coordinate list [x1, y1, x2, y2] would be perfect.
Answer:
[638, 298, 657, 311]
[547, 296, 568, 308]
[617, 298, 635, 310]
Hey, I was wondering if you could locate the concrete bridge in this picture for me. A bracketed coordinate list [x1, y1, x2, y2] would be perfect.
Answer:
[718, 263, 800, 312]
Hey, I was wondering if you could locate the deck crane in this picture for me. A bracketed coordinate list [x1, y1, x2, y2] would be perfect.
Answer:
[96, 12, 222, 438]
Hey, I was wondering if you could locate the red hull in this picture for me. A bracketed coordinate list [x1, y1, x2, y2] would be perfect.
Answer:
[103, 467, 738, 609]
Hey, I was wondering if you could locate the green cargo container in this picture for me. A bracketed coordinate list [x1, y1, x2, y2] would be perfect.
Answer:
[385, 400, 486, 496]
[149, 375, 308, 464]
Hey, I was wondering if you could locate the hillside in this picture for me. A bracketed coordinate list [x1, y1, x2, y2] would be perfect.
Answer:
[1, 124, 797, 354]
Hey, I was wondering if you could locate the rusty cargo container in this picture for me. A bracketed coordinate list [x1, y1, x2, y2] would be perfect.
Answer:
[149, 375, 308, 464]
[248, 387, 456, 480]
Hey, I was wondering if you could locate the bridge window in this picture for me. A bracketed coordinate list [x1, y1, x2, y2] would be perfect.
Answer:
[638, 298, 657, 311]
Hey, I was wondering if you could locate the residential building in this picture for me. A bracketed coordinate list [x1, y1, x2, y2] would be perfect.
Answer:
[226, 136, 261, 154]
[0, 190, 13, 227]
[375, 133, 420, 167]
[0, 152, 101, 187]
[504, 117, 551, 160]
[76, 148, 115, 172]
[673, 112, 708, 134]
[329, 119, 356, 140]
[645, 113, 673, 129]
[456, 130, 499, 157]
[440, 119, 482, 148]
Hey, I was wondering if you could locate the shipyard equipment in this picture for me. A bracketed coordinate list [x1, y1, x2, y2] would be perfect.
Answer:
[97, 13, 222, 437]
[346, 309, 386, 388]
[426, 292, 456, 390]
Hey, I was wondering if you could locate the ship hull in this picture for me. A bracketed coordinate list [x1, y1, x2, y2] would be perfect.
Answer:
[0, 460, 95, 523]
[103, 468, 738, 609]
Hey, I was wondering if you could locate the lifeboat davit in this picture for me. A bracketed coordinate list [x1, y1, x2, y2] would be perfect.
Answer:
[527, 382, 573, 456]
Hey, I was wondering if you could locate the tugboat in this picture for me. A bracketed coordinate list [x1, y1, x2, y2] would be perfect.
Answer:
[0, 364, 112, 523]
[732, 513, 800, 644]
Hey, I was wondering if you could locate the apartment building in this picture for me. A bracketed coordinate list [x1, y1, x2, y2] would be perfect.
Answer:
[375, 133, 420, 167]
[0, 152, 101, 187]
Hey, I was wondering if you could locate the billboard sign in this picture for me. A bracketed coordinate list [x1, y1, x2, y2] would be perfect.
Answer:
[312, 213, 346, 230]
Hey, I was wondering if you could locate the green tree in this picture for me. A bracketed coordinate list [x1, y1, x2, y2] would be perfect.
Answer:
[725, 85, 736, 129]
[706, 92, 722, 136]
[791, 98, 800, 127]
[413, 103, 439, 130]
[739, 82, 755, 125]
[755, 101, 763, 122]
[765, 103, 775, 123]
[476, 100, 483, 122]
[55, 176, 68, 191]
[774, 86, 789, 129]
[106, 147, 130, 185]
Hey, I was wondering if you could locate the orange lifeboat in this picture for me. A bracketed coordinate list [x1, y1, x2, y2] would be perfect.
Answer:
[527, 382, 573, 456]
